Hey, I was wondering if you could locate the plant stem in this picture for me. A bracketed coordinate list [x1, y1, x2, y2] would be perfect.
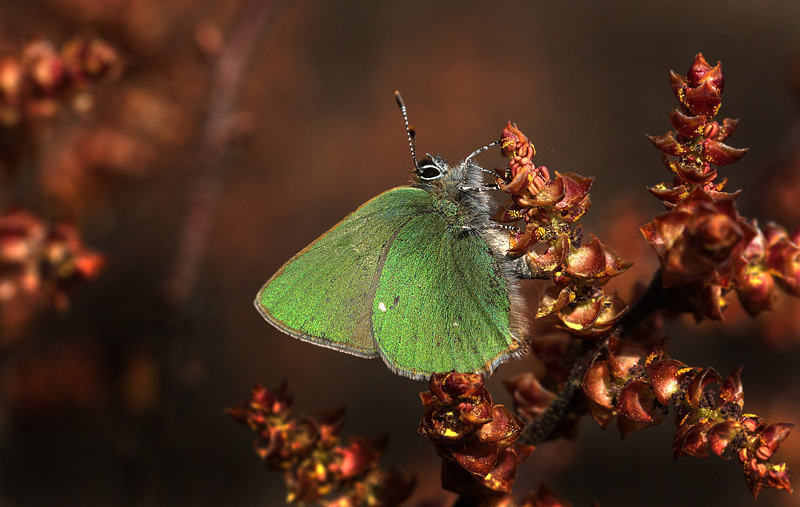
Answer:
[166, 0, 275, 308]
[517, 269, 666, 445]
[139, 0, 277, 503]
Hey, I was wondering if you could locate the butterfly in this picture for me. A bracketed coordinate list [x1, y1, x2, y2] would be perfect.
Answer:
[255, 93, 529, 379]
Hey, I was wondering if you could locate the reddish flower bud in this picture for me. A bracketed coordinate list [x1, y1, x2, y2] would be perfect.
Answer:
[617, 412, 661, 439]
[707, 420, 741, 457]
[741, 415, 765, 434]
[719, 366, 744, 410]
[427, 371, 486, 404]
[744, 460, 794, 498]
[669, 109, 707, 137]
[61, 35, 123, 86]
[316, 406, 347, 445]
[647, 132, 687, 158]
[503, 372, 557, 422]
[519, 172, 593, 216]
[675, 420, 713, 458]
[641, 187, 755, 289]
[564, 294, 627, 339]
[562, 236, 631, 284]
[524, 233, 569, 273]
[759, 422, 795, 456]
[477, 447, 519, 494]
[21, 41, 65, 97]
[685, 367, 722, 408]
[230, 383, 412, 507]
[607, 337, 647, 378]
[704, 140, 748, 166]
[557, 292, 605, 332]
[736, 268, 774, 315]
[685, 53, 725, 92]
[0, 207, 104, 307]
[672, 54, 725, 118]
[650, 359, 690, 406]
[0, 57, 23, 125]
[583, 394, 617, 429]
[715, 118, 739, 142]
[582, 361, 616, 410]
[333, 437, 384, 479]
[616, 380, 664, 426]
[420, 372, 529, 497]
[501, 122, 535, 160]
[682, 81, 722, 117]
[476, 405, 524, 451]
[766, 236, 800, 297]
[764, 464, 793, 495]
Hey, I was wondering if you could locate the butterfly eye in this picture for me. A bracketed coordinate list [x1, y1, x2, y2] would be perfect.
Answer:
[417, 163, 443, 181]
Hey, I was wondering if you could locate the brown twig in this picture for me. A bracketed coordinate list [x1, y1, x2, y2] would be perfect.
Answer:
[139, 0, 277, 502]
[166, 0, 275, 307]
[518, 269, 667, 446]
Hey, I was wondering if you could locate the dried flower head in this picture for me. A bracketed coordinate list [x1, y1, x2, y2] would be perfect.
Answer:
[0, 207, 104, 310]
[581, 335, 794, 498]
[419, 372, 527, 498]
[493, 124, 630, 338]
[647, 53, 746, 206]
[229, 383, 414, 507]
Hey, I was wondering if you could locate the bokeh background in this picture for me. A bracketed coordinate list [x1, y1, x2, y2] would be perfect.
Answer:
[1, 1, 800, 506]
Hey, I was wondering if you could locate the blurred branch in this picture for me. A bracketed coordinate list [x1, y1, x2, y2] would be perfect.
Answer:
[166, 0, 275, 308]
[142, 0, 277, 503]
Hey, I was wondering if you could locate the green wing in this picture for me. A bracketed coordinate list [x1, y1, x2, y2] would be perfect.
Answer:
[372, 213, 521, 379]
[255, 187, 432, 357]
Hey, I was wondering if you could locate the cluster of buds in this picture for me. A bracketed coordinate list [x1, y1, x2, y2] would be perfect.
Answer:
[418, 372, 530, 498]
[582, 337, 793, 497]
[228, 383, 414, 507]
[0, 34, 122, 127]
[646, 53, 746, 205]
[0, 207, 105, 310]
[493, 124, 630, 337]
[642, 54, 800, 321]
[735, 222, 800, 315]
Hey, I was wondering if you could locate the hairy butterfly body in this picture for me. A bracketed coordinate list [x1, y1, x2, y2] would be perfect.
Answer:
[255, 95, 528, 379]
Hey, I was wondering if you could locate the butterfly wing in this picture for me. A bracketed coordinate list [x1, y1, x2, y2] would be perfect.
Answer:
[255, 187, 432, 357]
[372, 213, 524, 379]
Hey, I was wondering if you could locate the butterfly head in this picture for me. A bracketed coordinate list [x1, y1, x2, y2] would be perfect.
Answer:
[394, 92, 498, 199]
[411, 153, 490, 209]
[411, 153, 473, 195]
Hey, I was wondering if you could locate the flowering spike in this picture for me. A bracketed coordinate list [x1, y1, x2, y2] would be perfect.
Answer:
[229, 383, 413, 506]
[419, 372, 528, 497]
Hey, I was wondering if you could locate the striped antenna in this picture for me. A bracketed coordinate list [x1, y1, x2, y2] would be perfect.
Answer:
[460, 140, 503, 192]
[464, 139, 501, 165]
[394, 91, 419, 170]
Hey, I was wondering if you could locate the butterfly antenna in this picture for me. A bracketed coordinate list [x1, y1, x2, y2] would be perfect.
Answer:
[458, 139, 503, 192]
[395, 91, 420, 170]
[464, 139, 501, 165]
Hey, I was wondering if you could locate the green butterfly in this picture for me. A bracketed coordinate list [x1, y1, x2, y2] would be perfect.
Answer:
[255, 94, 530, 379]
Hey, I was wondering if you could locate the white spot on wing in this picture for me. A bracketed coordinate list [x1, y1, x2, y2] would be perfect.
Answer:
[378, 302, 387, 312]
